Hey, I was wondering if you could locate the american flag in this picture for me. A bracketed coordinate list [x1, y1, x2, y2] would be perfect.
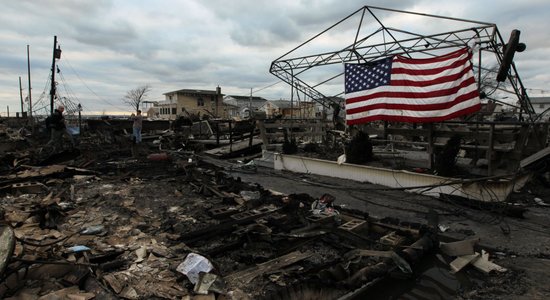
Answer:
[345, 47, 481, 125]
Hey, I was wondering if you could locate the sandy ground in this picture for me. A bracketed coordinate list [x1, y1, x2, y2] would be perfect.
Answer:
[226, 164, 550, 299]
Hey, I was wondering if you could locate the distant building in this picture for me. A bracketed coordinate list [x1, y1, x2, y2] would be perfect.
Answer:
[222, 102, 240, 119]
[260, 100, 316, 119]
[223, 95, 267, 119]
[154, 87, 224, 120]
[315, 97, 345, 120]
[530, 97, 550, 118]
[142, 101, 159, 119]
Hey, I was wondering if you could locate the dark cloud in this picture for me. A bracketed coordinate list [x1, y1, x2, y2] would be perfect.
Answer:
[1, 0, 549, 115]
[70, 21, 138, 49]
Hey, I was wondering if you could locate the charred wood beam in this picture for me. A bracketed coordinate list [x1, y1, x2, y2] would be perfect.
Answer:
[179, 207, 280, 245]
[204, 236, 245, 257]
[225, 250, 313, 285]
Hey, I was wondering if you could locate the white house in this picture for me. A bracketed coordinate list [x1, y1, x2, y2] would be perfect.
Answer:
[530, 97, 550, 118]
[223, 95, 267, 119]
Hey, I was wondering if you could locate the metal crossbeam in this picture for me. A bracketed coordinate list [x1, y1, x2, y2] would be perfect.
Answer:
[270, 5, 535, 120]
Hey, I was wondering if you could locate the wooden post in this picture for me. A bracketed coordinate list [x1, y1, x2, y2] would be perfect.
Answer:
[229, 121, 233, 153]
[216, 122, 220, 146]
[427, 123, 434, 169]
[27, 45, 32, 118]
[248, 120, 254, 147]
[257, 120, 268, 151]
[487, 123, 495, 176]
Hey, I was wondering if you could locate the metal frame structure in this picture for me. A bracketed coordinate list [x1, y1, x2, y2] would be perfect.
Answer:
[270, 5, 534, 120]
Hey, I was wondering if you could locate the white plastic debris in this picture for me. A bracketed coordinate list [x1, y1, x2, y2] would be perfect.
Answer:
[471, 250, 507, 273]
[534, 197, 549, 206]
[67, 245, 91, 253]
[135, 246, 147, 263]
[337, 154, 346, 165]
[80, 225, 105, 235]
[438, 224, 450, 232]
[176, 253, 214, 284]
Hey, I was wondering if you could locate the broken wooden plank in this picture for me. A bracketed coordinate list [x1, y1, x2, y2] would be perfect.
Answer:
[346, 249, 393, 259]
[520, 145, 550, 168]
[450, 253, 480, 273]
[225, 250, 313, 284]
[440, 238, 480, 257]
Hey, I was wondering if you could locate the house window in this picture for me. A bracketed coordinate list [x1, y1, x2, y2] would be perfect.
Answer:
[540, 104, 545, 109]
[197, 97, 204, 106]
[169, 95, 173, 101]
[172, 107, 177, 115]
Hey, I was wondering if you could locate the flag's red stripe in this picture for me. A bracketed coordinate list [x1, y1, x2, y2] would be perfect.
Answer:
[393, 48, 468, 65]
[391, 66, 473, 87]
[392, 56, 471, 76]
[346, 103, 482, 125]
[346, 76, 477, 105]
[346, 90, 480, 114]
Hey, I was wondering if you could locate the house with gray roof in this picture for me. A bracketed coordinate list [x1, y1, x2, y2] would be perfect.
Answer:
[223, 95, 268, 118]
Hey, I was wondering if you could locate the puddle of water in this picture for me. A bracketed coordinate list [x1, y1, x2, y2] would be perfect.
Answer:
[354, 255, 477, 299]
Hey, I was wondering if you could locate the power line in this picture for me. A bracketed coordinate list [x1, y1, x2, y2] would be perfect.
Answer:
[252, 81, 282, 94]
[60, 54, 128, 111]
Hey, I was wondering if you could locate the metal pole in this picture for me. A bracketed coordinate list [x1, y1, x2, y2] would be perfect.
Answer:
[27, 45, 32, 118]
[50, 36, 57, 115]
[19, 76, 24, 116]
[78, 103, 82, 133]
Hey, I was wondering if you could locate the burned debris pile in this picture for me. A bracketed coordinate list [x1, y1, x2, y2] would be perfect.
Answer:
[1, 117, 543, 299]
[0, 120, 448, 300]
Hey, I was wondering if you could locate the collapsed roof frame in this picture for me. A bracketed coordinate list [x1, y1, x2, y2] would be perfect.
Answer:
[270, 5, 534, 120]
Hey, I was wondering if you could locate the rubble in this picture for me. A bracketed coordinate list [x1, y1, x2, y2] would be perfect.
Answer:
[0, 147, 437, 299]
[0, 118, 548, 299]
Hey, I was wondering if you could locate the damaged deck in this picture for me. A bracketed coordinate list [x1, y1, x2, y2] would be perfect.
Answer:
[271, 152, 532, 202]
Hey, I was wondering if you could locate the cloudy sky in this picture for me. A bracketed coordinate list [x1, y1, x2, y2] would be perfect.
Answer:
[1, 0, 549, 116]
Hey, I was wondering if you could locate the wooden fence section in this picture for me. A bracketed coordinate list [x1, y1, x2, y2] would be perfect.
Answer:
[366, 121, 549, 175]
[256, 119, 330, 150]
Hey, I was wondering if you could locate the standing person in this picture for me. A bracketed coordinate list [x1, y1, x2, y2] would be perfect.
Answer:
[131, 110, 143, 144]
[46, 105, 68, 152]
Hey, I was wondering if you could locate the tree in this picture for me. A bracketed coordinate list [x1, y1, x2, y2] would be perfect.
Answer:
[123, 84, 151, 112]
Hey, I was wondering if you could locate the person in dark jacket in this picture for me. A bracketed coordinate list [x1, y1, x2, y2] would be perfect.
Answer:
[46, 105, 72, 152]
[131, 110, 143, 144]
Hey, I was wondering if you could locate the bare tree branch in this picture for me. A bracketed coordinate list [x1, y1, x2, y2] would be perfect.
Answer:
[123, 84, 151, 112]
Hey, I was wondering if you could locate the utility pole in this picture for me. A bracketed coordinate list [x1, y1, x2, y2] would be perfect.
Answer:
[27, 45, 32, 118]
[19, 76, 24, 117]
[78, 103, 82, 133]
[216, 85, 221, 117]
[50, 36, 62, 115]
[249, 88, 252, 118]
